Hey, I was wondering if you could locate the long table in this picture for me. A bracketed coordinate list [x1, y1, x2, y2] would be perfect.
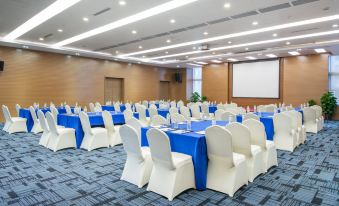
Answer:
[19, 107, 72, 132]
[58, 111, 139, 149]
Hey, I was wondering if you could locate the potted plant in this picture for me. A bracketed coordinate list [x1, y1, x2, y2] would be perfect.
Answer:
[320, 92, 337, 119]
[308, 99, 317, 106]
[190, 92, 201, 103]
[201, 96, 208, 102]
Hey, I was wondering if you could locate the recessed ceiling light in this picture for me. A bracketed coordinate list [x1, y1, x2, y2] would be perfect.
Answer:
[246, 56, 256, 60]
[53, 0, 198, 47]
[132, 30, 137, 34]
[83, 17, 89, 22]
[228, 41, 232, 44]
[165, 51, 169, 54]
[75, 52, 80, 56]
[192, 46, 196, 50]
[138, 62, 141, 64]
[58, 29, 63, 32]
[4, 0, 80, 40]
[245, 47, 249, 51]
[176, 65, 180, 67]
[212, 52, 216, 54]
[227, 58, 238, 62]
[142, 55, 146, 58]
[257, 53, 262, 56]
[252, 21, 258, 26]
[288, 51, 300, 55]
[170, 19, 176, 23]
[166, 39, 171, 43]
[332, 24, 338, 28]
[119, 1, 126, 6]
[186, 56, 189, 58]
[224, 3, 231, 8]
[138, 45, 143, 49]
[211, 60, 223, 63]
[115, 51, 119, 54]
[22, 45, 29, 49]
[297, 48, 302, 51]
[120, 15, 339, 57]
[266, 54, 277, 58]
[39, 37, 44, 41]
[273, 33, 278, 37]
[314, 48, 326, 53]
[286, 41, 290, 45]
[203, 32, 209, 35]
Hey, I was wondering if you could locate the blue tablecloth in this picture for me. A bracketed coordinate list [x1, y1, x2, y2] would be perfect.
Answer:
[58, 111, 139, 149]
[19, 107, 71, 132]
[102, 105, 126, 112]
[141, 120, 228, 190]
[208, 105, 217, 113]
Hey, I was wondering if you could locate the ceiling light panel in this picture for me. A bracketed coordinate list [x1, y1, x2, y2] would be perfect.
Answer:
[4, 0, 80, 40]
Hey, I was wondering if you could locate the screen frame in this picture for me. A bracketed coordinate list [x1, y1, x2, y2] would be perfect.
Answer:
[231, 58, 281, 99]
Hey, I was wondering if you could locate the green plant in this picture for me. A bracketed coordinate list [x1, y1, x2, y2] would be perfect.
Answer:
[320, 92, 337, 119]
[190, 92, 201, 103]
[308, 99, 317, 106]
[201, 96, 208, 102]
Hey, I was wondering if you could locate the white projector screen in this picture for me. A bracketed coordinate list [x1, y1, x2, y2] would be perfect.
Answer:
[232, 59, 280, 98]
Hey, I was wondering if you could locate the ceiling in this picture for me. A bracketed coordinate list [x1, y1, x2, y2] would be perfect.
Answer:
[0, 0, 339, 68]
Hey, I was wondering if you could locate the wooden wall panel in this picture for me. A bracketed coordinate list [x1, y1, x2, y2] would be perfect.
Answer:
[0, 46, 186, 122]
[282, 54, 329, 106]
[202, 63, 228, 102]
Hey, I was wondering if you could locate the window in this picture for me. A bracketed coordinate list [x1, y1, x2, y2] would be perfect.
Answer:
[186, 67, 202, 100]
[329, 56, 339, 105]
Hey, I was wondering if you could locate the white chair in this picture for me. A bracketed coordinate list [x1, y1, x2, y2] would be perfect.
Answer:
[201, 103, 210, 117]
[214, 109, 225, 121]
[220, 111, 236, 122]
[171, 113, 186, 123]
[45, 112, 76, 152]
[37, 110, 51, 147]
[205, 125, 248, 197]
[102, 111, 121, 147]
[142, 100, 149, 108]
[146, 128, 195, 201]
[2, 105, 27, 133]
[180, 106, 191, 120]
[50, 106, 59, 125]
[15, 104, 21, 116]
[177, 100, 184, 108]
[79, 112, 109, 151]
[273, 113, 298, 152]
[217, 104, 225, 110]
[169, 107, 179, 116]
[120, 125, 153, 188]
[136, 105, 150, 126]
[149, 104, 157, 110]
[190, 104, 201, 120]
[257, 105, 266, 112]
[89, 103, 96, 112]
[123, 109, 134, 123]
[265, 105, 276, 113]
[170, 101, 176, 108]
[243, 113, 260, 121]
[303, 107, 321, 134]
[225, 122, 265, 182]
[294, 111, 306, 144]
[65, 105, 72, 115]
[29, 106, 43, 134]
[126, 117, 143, 143]
[311, 105, 324, 130]
[151, 115, 167, 126]
[125, 103, 132, 111]
[283, 111, 301, 146]
[148, 107, 158, 119]
[243, 119, 278, 171]
[114, 103, 121, 112]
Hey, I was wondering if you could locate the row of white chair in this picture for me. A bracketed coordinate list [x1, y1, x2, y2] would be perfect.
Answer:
[119, 119, 278, 200]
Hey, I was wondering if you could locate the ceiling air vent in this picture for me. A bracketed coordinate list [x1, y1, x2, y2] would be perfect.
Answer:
[291, 27, 319, 33]
[291, 0, 319, 6]
[43, 33, 53, 38]
[93, 8, 111, 16]
[207, 17, 231, 25]
[258, 3, 291, 13]
[231, 10, 259, 19]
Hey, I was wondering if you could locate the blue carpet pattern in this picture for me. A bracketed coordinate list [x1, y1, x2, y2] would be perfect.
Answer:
[0, 122, 338, 206]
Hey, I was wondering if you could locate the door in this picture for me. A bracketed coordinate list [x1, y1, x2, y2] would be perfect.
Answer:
[104, 77, 123, 103]
[159, 81, 170, 100]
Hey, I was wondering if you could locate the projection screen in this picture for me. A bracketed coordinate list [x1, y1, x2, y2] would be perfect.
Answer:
[232, 59, 280, 98]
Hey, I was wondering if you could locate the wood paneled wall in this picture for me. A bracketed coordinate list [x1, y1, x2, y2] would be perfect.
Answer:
[0, 46, 186, 122]
[201, 54, 337, 119]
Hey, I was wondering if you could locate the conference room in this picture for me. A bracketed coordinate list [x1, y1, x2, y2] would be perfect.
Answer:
[0, 0, 338, 205]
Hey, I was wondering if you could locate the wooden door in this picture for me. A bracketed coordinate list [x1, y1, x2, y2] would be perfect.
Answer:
[104, 77, 123, 102]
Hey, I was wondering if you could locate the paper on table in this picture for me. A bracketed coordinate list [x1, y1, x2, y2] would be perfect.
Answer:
[171, 130, 188, 134]
[195, 130, 205, 135]
[160, 127, 173, 132]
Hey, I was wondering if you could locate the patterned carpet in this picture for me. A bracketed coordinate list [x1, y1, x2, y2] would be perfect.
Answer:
[0, 122, 338, 206]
